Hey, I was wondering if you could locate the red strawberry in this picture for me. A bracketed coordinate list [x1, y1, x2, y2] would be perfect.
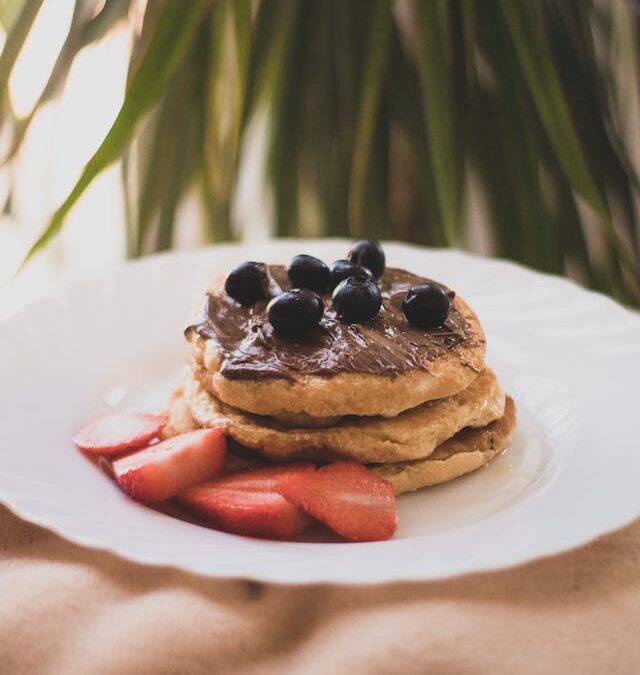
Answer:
[179, 465, 314, 540]
[73, 413, 168, 456]
[276, 461, 397, 542]
[113, 428, 226, 502]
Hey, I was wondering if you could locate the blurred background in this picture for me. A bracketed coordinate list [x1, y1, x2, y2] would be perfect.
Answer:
[1, 0, 639, 314]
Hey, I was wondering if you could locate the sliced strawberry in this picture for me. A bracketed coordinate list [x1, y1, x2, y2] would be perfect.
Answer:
[178, 465, 314, 540]
[73, 413, 168, 456]
[207, 465, 314, 492]
[113, 428, 226, 502]
[276, 461, 397, 542]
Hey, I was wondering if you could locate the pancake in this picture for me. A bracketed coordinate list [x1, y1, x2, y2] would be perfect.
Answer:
[164, 386, 516, 495]
[162, 385, 270, 473]
[161, 386, 200, 438]
[185, 266, 486, 419]
[183, 366, 506, 463]
[371, 397, 516, 494]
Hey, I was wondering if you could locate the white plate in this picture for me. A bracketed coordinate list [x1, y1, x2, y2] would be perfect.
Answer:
[1, 240, 639, 584]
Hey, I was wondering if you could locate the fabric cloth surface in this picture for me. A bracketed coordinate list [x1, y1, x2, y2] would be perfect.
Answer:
[1, 504, 639, 675]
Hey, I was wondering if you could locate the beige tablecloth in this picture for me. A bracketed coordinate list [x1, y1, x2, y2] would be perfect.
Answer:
[1, 504, 639, 675]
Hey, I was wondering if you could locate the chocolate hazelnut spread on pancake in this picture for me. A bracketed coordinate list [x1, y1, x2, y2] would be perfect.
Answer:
[185, 266, 480, 380]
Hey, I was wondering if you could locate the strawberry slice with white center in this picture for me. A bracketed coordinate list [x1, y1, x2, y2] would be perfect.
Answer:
[73, 413, 168, 456]
[113, 428, 226, 502]
[179, 465, 314, 540]
[276, 461, 397, 542]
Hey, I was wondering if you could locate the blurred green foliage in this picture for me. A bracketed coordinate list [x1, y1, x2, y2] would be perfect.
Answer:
[1, 0, 639, 303]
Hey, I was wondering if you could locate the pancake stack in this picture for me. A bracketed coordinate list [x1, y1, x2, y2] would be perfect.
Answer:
[166, 255, 516, 496]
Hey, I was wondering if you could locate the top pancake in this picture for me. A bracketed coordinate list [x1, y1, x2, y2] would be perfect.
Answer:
[185, 265, 486, 418]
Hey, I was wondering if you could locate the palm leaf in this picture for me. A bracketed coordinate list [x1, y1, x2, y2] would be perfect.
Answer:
[316, 0, 371, 238]
[0, 0, 43, 98]
[4, 0, 133, 162]
[20, 0, 209, 267]
[501, 0, 639, 292]
[263, 0, 308, 237]
[130, 63, 196, 254]
[389, 27, 442, 246]
[302, 1, 342, 238]
[413, 0, 463, 245]
[5, 0, 638, 306]
[473, 2, 560, 272]
[544, 0, 639, 255]
[347, 0, 390, 238]
[201, 0, 249, 242]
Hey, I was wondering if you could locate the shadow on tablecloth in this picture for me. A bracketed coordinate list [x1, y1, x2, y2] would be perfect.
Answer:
[1, 504, 639, 675]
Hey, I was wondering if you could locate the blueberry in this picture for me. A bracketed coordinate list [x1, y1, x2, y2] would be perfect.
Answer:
[330, 259, 374, 289]
[225, 262, 270, 305]
[287, 254, 331, 293]
[347, 239, 386, 278]
[267, 289, 324, 335]
[402, 283, 450, 329]
[332, 277, 382, 324]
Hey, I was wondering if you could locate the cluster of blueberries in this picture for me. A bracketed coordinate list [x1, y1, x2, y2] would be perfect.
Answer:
[224, 240, 451, 336]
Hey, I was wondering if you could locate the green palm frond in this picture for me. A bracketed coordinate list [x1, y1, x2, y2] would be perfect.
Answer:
[3, 0, 133, 163]
[1, 0, 639, 303]
[18, 0, 208, 267]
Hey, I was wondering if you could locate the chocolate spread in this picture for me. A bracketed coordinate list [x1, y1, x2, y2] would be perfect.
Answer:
[185, 266, 479, 380]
